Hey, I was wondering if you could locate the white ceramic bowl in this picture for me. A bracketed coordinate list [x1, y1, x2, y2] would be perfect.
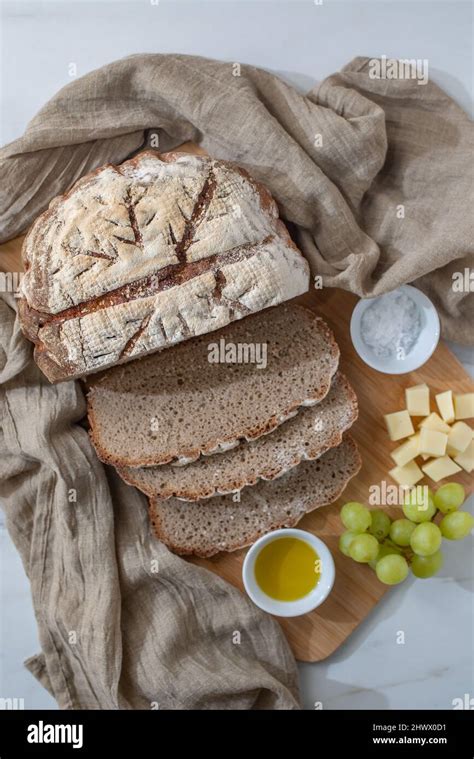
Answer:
[350, 284, 440, 374]
[242, 528, 335, 617]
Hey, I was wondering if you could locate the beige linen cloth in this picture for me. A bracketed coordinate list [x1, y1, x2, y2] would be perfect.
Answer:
[0, 296, 299, 710]
[0, 54, 473, 710]
[1, 54, 472, 340]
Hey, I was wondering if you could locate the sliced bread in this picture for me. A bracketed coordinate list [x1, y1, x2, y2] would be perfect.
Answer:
[118, 372, 357, 500]
[87, 303, 340, 467]
[149, 435, 361, 557]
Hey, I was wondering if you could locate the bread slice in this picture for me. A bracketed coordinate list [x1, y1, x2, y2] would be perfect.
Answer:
[149, 435, 361, 557]
[87, 303, 340, 467]
[118, 372, 357, 500]
[18, 150, 310, 383]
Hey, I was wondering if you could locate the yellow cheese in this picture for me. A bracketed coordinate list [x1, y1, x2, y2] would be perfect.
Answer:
[391, 434, 420, 467]
[435, 390, 455, 423]
[384, 410, 415, 441]
[421, 456, 462, 482]
[446, 421, 472, 456]
[389, 460, 424, 487]
[408, 432, 430, 460]
[419, 412, 451, 434]
[405, 384, 430, 416]
[454, 440, 474, 473]
[419, 427, 448, 457]
[454, 393, 474, 420]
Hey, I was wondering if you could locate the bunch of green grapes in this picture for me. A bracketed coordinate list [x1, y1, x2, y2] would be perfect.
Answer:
[338, 483, 473, 585]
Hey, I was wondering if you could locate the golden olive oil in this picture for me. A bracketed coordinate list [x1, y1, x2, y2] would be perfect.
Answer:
[254, 537, 321, 602]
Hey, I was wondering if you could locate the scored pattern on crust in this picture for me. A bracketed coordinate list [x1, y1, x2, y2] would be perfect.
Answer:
[22, 235, 271, 331]
[19, 151, 310, 382]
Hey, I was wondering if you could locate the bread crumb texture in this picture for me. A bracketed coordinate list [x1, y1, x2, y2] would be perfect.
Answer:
[149, 435, 361, 557]
[118, 372, 357, 500]
[87, 304, 340, 467]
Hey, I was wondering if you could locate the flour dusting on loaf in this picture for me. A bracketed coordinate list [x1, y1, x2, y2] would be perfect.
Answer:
[19, 151, 310, 382]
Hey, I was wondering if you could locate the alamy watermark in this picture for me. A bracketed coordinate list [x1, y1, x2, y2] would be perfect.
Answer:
[452, 268, 473, 293]
[27, 721, 83, 749]
[452, 693, 474, 709]
[369, 482, 430, 507]
[208, 338, 267, 369]
[369, 56, 429, 86]
[0, 697, 25, 709]
[0, 271, 23, 297]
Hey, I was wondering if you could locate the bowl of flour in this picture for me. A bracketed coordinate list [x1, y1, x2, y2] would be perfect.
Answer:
[350, 285, 440, 374]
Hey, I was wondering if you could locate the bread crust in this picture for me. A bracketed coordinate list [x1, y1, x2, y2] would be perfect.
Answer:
[86, 307, 340, 468]
[19, 150, 310, 383]
[148, 435, 362, 557]
[117, 373, 358, 500]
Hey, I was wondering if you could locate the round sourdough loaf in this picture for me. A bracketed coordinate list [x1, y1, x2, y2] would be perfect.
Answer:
[19, 150, 310, 383]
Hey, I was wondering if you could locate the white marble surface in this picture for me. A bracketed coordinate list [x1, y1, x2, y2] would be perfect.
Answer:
[0, 0, 473, 710]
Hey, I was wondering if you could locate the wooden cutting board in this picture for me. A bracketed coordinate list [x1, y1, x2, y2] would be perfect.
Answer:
[1, 200, 472, 664]
[188, 288, 473, 660]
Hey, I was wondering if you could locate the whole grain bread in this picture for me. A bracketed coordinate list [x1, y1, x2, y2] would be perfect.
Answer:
[149, 435, 361, 557]
[87, 303, 340, 467]
[19, 150, 310, 383]
[118, 372, 357, 500]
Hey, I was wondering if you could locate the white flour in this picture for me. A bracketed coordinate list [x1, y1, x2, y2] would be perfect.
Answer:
[360, 291, 422, 359]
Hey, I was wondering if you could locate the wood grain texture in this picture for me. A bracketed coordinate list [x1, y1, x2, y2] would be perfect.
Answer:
[190, 288, 473, 661]
[0, 235, 26, 274]
[1, 147, 472, 663]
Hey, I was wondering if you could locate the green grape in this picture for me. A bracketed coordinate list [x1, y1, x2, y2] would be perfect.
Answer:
[410, 522, 442, 556]
[434, 483, 465, 514]
[390, 519, 416, 547]
[375, 554, 409, 585]
[340, 502, 372, 533]
[339, 531, 358, 557]
[402, 489, 436, 523]
[368, 542, 401, 569]
[382, 539, 403, 555]
[368, 509, 391, 540]
[439, 511, 474, 540]
[348, 533, 379, 563]
[411, 550, 443, 579]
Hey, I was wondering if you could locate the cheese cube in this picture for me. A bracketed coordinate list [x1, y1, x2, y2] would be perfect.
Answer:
[435, 390, 455, 423]
[454, 440, 474, 473]
[391, 434, 420, 467]
[405, 384, 430, 416]
[421, 456, 462, 482]
[454, 393, 474, 420]
[384, 410, 415, 441]
[446, 422, 472, 455]
[409, 432, 431, 460]
[389, 460, 424, 487]
[419, 427, 448, 457]
[419, 412, 451, 434]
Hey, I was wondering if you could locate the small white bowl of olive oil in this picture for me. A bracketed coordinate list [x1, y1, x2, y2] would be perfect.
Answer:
[242, 528, 335, 617]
